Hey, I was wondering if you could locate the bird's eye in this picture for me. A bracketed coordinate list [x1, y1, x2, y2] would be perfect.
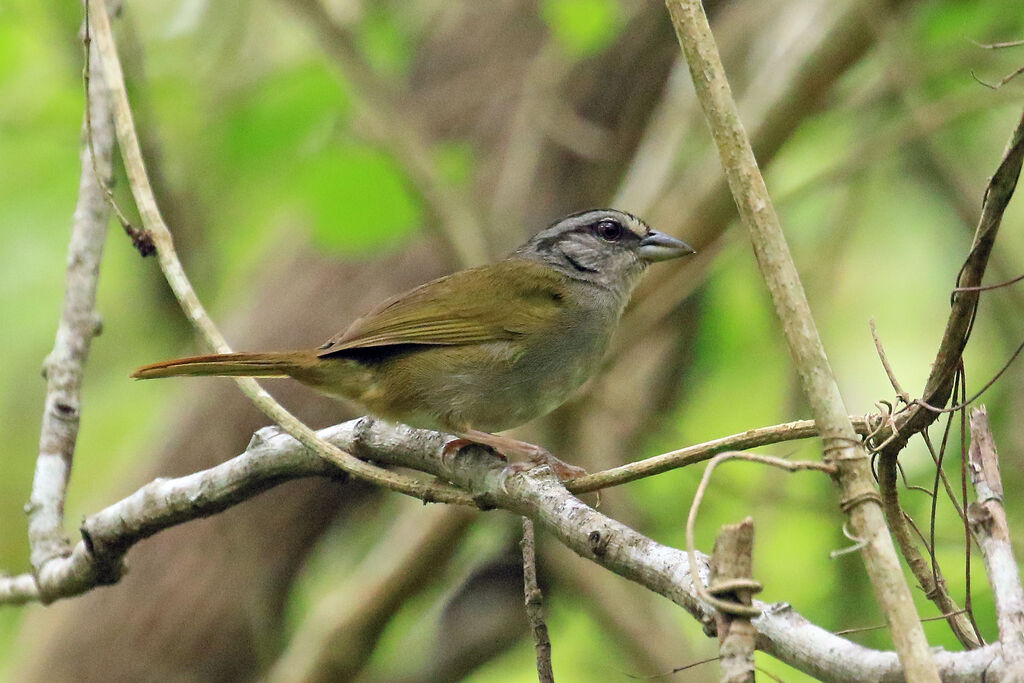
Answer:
[595, 220, 623, 242]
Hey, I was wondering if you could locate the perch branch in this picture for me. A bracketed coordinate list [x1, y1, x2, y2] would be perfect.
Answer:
[663, 1, 938, 676]
[26, 21, 115, 593]
[0, 415, 1013, 680]
[85, 0, 472, 507]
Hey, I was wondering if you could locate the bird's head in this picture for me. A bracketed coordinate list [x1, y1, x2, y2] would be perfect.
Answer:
[514, 209, 695, 295]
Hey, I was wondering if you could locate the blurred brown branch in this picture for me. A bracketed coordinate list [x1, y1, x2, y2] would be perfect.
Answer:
[267, 504, 477, 683]
[283, 0, 490, 268]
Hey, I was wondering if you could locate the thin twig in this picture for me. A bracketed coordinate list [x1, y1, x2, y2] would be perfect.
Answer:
[26, 14, 116, 596]
[913, 333, 1024, 414]
[623, 655, 720, 680]
[569, 416, 871, 494]
[953, 271, 1024, 292]
[970, 38, 1024, 50]
[522, 517, 554, 683]
[82, 7, 153, 257]
[85, 0, 472, 507]
[686, 452, 834, 618]
[971, 64, 1024, 90]
[960, 374, 985, 643]
[834, 609, 970, 636]
[921, 428, 967, 523]
[870, 319, 910, 403]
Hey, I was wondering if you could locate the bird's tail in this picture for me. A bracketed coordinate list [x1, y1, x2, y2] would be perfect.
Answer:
[132, 351, 319, 380]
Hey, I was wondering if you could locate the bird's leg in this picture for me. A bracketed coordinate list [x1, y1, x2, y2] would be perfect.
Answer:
[451, 429, 587, 481]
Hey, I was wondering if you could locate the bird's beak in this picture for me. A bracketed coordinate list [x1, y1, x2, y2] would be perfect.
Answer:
[638, 231, 696, 262]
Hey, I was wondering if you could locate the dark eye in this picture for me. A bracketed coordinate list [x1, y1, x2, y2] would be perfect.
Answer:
[595, 220, 623, 242]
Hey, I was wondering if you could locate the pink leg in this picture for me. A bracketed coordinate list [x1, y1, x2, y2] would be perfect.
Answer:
[452, 429, 588, 481]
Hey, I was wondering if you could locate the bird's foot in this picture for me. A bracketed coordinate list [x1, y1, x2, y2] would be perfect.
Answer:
[500, 453, 597, 506]
[452, 429, 588, 482]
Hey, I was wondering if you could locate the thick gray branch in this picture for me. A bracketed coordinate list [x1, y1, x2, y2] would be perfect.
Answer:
[0, 417, 1009, 679]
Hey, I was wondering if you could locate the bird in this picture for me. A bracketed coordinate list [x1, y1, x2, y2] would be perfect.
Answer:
[133, 209, 695, 479]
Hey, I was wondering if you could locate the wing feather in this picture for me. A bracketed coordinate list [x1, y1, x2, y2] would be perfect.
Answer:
[317, 260, 568, 356]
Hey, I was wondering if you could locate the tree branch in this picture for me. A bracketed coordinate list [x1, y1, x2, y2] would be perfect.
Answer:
[26, 17, 115, 592]
[881, 106, 1024, 457]
[967, 407, 1024, 673]
[710, 518, 757, 683]
[1, 414, 1016, 679]
[663, 1, 939, 677]
[874, 105, 1024, 648]
[569, 416, 871, 494]
[522, 517, 554, 683]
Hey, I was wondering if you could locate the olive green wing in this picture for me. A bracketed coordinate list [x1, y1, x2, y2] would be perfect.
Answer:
[317, 260, 568, 356]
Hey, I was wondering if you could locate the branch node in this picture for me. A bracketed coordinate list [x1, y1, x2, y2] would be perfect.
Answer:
[588, 529, 611, 557]
[122, 222, 156, 257]
[247, 425, 281, 450]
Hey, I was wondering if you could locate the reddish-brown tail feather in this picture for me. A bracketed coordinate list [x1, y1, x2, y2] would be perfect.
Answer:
[131, 351, 318, 380]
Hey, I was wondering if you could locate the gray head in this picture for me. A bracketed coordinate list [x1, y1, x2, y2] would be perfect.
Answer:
[513, 209, 695, 294]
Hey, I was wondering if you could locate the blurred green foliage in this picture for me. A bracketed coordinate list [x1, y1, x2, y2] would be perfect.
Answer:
[540, 0, 624, 57]
[1, 0, 1024, 681]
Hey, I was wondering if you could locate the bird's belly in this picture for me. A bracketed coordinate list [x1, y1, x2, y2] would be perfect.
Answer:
[369, 334, 608, 433]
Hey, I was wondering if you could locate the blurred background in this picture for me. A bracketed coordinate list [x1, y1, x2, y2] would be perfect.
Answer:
[1, 0, 1023, 680]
